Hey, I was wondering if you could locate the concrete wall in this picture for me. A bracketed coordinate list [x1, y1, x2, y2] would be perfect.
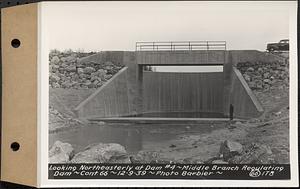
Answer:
[228, 67, 264, 118]
[142, 72, 224, 114]
[137, 50, 226, 65]
[74, 67, 133, 118]
[123, 51, 140, 114]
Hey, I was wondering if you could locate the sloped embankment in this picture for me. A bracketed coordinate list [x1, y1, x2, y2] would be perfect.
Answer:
[235, 57, 290, 164]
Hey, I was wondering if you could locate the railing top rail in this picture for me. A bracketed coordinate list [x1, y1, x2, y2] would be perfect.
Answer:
[136, 41, 226, 51]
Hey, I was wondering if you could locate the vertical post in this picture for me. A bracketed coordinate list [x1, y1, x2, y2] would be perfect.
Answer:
[229, 104, 234, 120]
[206, 41, 209, 64]
[224, 41, 226, 65]
[137, 65, 144, 114]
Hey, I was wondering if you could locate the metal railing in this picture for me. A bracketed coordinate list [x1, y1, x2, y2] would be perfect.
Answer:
[136, 41, 226, 51]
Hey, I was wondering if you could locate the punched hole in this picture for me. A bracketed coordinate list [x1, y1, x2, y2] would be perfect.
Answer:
[11, 39, 21, 48]
[10, 142, 20, 151]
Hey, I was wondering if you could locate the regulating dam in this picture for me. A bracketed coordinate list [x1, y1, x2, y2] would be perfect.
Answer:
[73, 41, 286, 121]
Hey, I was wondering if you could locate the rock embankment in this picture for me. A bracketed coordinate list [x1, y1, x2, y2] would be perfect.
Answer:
[49, 140, 274, 164]
[49, 141, 130, 164]
[49, 141, 75, 163]
[49, 50, 124, 89]
[205, 140, 275, 164]
[236, 60, 289, 91]
[49, 106, 83, 133]
[71, 143, 130, 163]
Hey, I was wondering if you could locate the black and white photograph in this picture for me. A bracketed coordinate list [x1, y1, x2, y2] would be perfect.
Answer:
[43, 0, 297, 185]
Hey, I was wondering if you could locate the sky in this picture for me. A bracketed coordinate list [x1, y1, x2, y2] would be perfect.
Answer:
[42, 1, 295, 52]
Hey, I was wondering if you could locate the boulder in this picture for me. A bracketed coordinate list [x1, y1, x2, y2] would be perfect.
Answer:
[64, 54, 77, 63]
[50, 56, 60, 65]
[105, 61, 114, 66]
[77, 68, 84, 74]
[263, 79, 271, 84]
[65, 65, 77, 72]
[243, 74, 251, 82]
[212, 160, 228, 164]
[130, 151, 161, 163]
[71, 143, 130, 163]
[50, 64, 60, 72]
[229, 143, 273, 164]
[263, 72, 270, 78]
[247, 81, 256, 89]
[246, 67, 255, 72]
[49, 141, 74, 163]
[256, 80, 263, 89]
[61, 81, 73, 88]
[51, 82, 60, 88]
[49, 74, 60, 82]
[219, 140, 243, 160]
[83, 67, 96, 74]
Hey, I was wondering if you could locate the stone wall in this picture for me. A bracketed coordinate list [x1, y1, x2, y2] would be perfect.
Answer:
[49, 50, 124, 89]
[236, 60, 289, 92]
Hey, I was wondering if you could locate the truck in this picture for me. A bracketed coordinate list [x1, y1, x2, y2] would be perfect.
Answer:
[266, 39, 289, 52]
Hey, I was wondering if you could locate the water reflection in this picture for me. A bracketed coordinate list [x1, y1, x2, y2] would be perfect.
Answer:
[124, 129, 142, 154]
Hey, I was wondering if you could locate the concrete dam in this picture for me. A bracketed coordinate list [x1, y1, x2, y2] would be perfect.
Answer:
[74, 42, 285, 121]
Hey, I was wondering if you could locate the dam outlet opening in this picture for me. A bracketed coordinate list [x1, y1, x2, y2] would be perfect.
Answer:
[133, 65, 226, 118]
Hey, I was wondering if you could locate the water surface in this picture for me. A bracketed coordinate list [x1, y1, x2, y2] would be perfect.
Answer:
[49, 122, 225, 154]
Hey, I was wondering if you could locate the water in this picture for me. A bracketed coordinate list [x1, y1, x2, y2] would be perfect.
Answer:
[128, 112, 226, 118]
[49, 122, 225, 154]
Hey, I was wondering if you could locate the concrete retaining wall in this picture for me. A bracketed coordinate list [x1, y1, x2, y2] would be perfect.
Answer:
[143, 72, 224, 114]
[74, 67, 132, 118]
[228, 67, 264, 118]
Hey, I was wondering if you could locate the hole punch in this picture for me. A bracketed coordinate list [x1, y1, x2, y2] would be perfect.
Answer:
[10, 142, 20, 151]
[11, 39, 21, 48]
